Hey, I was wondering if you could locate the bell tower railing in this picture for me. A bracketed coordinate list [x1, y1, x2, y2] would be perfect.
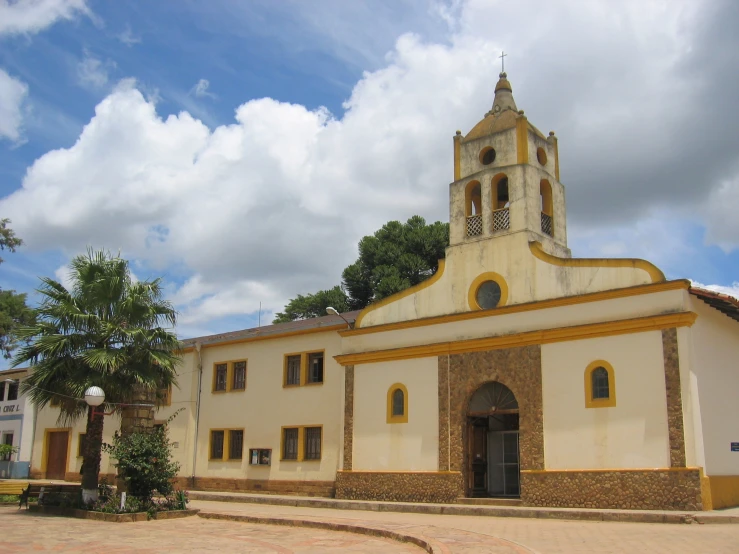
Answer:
[466, 214, 483, 237]
[492, 208, 510, 232]
[541, 212, 553, 237]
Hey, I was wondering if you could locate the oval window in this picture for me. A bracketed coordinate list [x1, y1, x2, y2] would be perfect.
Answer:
[476, 280, 502, 309]
[480, 147, 496, 165]
[537, 147, 547, 165]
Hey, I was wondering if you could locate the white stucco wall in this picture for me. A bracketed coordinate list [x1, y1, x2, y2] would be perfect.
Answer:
[347, 288, 685, 355]
[686, 297, 739, 476]
[541, 331, 670, 469]
[352, 357, 438, 471]
[193, 331, 343, 482]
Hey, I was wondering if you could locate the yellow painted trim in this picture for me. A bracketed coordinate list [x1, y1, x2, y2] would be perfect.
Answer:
[335, 312, 697, 366]
[536, 147, 548, 166]
[41, 427, 71, 475]
[387, 383, 409, 424]
[182, 323, 347, 353]
[584, 360, 616, 408]
[552, 136, 560, 180]
[468, 271, 509, 311]
[705, 475, 739, 510]
[491, 172, 509, 210]
[355, 259, 446, 328]
[516, 115, 529, 164]
[280, 425, 323, 461]
[529, 240, 666, 283]
[208, 428, 244, 461]
[283, 350, 325, 387]
[540, 179, 553, 216]
[304, 350, 326, 386]
[341, 280, 689, 337]
[211, 362, 229, 393]
[453, 134, 461, 181]
[230, 359, 248, 391]
[521, 467, 702, 475]
[465, 180, 482, 217]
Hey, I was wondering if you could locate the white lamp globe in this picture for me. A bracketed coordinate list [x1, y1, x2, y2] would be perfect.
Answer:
[84, 386, 105, 407]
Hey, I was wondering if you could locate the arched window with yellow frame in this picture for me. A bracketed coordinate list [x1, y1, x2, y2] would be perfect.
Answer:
[584, 361, 616, 408]
[387, 383, 408, 424]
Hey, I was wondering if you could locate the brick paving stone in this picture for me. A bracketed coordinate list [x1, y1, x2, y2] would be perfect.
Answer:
[0, 507, 421, 553]
[191, 499, 739, 554]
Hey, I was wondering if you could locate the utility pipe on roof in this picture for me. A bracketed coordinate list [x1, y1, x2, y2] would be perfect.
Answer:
[190, 342, 203, 488]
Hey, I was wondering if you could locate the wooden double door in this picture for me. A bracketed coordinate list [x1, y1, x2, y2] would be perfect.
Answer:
[46, 431, 69, 480]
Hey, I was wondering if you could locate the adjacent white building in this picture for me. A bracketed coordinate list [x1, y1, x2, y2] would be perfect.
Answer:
[0, 368, 35, 479]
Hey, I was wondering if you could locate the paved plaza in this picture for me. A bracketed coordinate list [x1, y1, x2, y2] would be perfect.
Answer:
[3, 501, 739, 553]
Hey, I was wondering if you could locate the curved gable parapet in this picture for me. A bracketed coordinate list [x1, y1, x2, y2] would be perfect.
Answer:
[529, 240, 665, 285]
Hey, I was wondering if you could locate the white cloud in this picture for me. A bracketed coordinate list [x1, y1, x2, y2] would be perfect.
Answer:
[0, 68, 29, 142]
[691, 281, 739, 301]
[191, 78, 216, 99]
[76, 50, 116, 89]
[117, 25, 140, 46]
[0, 0, 90, 36]
[1, 0, 738, 334]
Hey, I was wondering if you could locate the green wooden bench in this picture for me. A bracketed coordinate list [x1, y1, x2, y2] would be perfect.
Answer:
[19, 483, 81, 509]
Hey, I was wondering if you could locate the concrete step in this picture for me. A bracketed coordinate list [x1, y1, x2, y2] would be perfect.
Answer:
[458, 497, 522, 507]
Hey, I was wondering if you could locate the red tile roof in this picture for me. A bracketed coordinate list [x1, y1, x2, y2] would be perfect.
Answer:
[690, 287, 739, 323]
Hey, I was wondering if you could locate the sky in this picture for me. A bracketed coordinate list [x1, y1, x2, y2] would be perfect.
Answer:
[0, 0, 738, 347]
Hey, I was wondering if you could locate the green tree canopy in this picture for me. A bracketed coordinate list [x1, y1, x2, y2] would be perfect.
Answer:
[13, 249, 182, 500]
[0, 218, 36, 358]
[274, 216, 449, 323]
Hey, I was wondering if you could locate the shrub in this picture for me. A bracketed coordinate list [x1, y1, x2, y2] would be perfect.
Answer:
[102, 420, 180, 502]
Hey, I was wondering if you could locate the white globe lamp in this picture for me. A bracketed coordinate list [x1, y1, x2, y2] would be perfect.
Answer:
[84, 386, 105, 407]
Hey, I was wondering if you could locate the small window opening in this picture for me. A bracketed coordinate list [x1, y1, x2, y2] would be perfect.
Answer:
[496, 178, 509, 209]
[480, 147, 496, 165]
[537, 147, 547, 165]
[307, 352, 324, 384]
[465, 181, 482, 217]
[591, 367, 610, 400]
[392, 388, 405, 417]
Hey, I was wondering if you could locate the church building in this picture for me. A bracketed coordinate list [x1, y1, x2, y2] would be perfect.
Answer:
[28, 72, 739, 511]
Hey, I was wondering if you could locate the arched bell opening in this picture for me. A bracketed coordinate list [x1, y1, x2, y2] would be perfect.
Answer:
[465, 180, 483, 237]
[540, 179, 553, 237]
[466, 381, 520, 498]
[491, 173, 510, 232]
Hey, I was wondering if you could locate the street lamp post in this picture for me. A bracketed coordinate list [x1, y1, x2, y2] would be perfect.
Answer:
[81, 386, 107, 503]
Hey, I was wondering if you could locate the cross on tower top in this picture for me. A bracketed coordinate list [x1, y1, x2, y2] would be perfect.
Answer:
[499, 51, 507, 73]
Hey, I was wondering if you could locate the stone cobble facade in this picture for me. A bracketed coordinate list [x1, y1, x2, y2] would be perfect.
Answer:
[445, 346, 544, 494]
[662, 327, 687, 467]
[343, 365, 354, 470]
[521, 468, 703, 510]
[335, 471, 463, 503]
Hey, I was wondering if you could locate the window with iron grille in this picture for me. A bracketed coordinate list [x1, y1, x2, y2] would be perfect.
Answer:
[304, 427, 321, 460]
[229, 430, 244, 460]
[591, 367, 610, 400]
[210, 430, 225, 459]
[214, 363, 227, 391]
[7, 381, 18, 401]
[392, 388, 405, 416]
[286, 355, 301, 386]
[307, 352, 324, 384]
[0, 381, 5, 401]
[282, 428, 298, 460]
[232, 361, 246, 390]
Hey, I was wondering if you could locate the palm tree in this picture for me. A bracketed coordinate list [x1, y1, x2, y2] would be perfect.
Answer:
[13, 250, 181, 502]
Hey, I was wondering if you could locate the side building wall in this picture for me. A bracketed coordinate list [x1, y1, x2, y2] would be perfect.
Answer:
[186, 330, 344, 497]
[685, 297, 739, 509]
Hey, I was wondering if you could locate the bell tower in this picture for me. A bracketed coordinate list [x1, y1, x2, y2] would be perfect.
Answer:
[449, 72, 570, 256]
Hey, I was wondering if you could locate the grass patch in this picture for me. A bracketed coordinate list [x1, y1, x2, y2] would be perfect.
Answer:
[0, 494, 20, 503]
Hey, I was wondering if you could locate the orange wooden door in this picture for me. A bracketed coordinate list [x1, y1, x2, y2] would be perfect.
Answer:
[46, 431, 69, 480]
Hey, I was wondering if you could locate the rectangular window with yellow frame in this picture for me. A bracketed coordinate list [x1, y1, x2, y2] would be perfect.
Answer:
[209, 428, 245, 461]
[280, 425, 322, 461]
[211, 360, 248, 393]
[282, 351, 325, 387]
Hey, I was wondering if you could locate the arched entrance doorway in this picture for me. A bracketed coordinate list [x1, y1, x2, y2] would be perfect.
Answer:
[467, 382, 520, 497]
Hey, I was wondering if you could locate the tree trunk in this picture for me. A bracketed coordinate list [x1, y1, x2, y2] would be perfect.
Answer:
[117, 386, 156, 493]
[81, 405, 104, 503]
